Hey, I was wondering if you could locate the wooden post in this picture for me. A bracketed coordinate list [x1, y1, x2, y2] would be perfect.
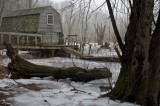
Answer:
[72, 38, 74, 49]
[64, 37, 67, 47]
[68, 36, 70, 45]
[26, 35, 29, 45]
[17, 35, 19, 45]
[71, 38, 73, 47]
[1, 34, 3, 44]
[75, 35, 78, 45]
[64, 37, 66, 45]
[79, 43, 82, 52]
[88, 44, 92, 56]
[35, 36, 37, 46]
[73, 41, 76, 51]
[51, 36, 53, 43]
[41, 35, 43, 45]
[9, 34, 11, 43]
[82, 43, 84, 55]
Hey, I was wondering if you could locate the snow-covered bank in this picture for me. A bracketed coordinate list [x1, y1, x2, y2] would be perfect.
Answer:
[0, 43, 133, 106]
[0, 78, 139, 106]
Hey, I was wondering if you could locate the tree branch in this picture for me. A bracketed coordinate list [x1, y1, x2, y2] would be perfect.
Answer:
[105, 0, 124, 51]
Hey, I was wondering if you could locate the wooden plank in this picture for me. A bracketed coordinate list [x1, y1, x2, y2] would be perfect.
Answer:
[1, 34, 3, 44]
[12, 46, 62, 50]
[88, 44, 92, 56]
[0, 32, 51, 37]
[81, 43, 84, 55]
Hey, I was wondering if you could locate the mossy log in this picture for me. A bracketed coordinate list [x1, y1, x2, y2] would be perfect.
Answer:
[5, 43, 112, 82]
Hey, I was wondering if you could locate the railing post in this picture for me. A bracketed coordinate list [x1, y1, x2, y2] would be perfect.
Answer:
[35, 36, 37, 46]
[1, 34, 3, 44]
[64, 37, 67, 45]
[79, 44, 82, 52]
[73, 41, 76, 51]
[72, 38, 74, 49]
[9, 34, 11, 43]
[68, 36, 70, 45]
[17, 34, 19, 45]
[82, 43, 84, 55]
[41, 35, 43, 45]
[75, 35, 78, 45]
[88, 44, 92, 56]
[51, 36, 53, 43]
[26, 35, 29, 45]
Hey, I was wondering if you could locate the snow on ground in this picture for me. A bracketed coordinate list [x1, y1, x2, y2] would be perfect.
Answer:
[0, 78, 140, 106]
[0, 43, 139, 106]
[0, 78, 17, 88]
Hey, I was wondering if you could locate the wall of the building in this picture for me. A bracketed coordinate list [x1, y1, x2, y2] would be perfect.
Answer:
[38, 7, 62, 34]
[1, 14, 39, 33]
[38, 7, 63, 44]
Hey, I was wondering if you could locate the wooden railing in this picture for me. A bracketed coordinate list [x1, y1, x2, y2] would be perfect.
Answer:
[0, 32, 92, 57]
[0, 32, 59, 47]
[64, 37, 92, 56]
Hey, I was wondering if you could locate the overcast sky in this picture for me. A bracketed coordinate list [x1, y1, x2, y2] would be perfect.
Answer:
[51, 0, 105, 6]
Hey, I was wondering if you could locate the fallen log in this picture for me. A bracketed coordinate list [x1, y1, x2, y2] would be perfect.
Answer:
[81, 56, 119, 62]
[5, 43, 112, 82]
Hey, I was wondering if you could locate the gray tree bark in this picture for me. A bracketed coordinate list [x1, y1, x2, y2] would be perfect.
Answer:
[0, 0, 6, 27]
[105, 0, 160, 106]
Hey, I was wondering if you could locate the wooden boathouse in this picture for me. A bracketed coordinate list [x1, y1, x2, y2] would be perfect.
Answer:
[0, 6, 63, 44]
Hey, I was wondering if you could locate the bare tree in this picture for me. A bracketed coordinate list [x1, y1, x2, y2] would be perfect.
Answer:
[26, 0, 39, 9]
[0, 0, 6, 27]
[94, 23, 106, 45]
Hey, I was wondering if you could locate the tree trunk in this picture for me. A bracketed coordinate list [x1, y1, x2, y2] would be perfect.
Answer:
[148, 10, 160, 105]
[5, 43, 112, 82]
[105, 0, 158, 106]
[0, 0, 5, 27]
[29, 0, 32, 8]
[106, 0, 140, 100]
[105, 0, 124, 51]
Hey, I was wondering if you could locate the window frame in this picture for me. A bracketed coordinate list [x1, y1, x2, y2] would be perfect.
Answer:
[47, 14, 54, 25]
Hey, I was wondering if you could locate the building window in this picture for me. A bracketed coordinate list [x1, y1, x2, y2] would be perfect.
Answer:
[47, 14, 54, 25]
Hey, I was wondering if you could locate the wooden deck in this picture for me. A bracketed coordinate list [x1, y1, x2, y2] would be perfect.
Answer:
[0, 32, 88, 57]
[0, 32, 77, 50]
[0, 32, 119, 62]
[0, 44, 76, 50]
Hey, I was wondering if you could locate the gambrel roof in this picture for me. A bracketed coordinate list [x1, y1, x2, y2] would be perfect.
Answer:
[4, 6, 59, 17]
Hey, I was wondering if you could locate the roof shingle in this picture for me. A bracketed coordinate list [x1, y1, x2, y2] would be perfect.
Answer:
[4, 6, 52, 17]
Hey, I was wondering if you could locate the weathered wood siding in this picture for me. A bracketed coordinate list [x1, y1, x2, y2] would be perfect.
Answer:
[0, 6, 63, 44]
[1, 14, 39, 33]
[38, 7, 62, 34]
[42, 33, 59, 44]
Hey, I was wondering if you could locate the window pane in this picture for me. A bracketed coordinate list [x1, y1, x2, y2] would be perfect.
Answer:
[47, 14, 54, 25]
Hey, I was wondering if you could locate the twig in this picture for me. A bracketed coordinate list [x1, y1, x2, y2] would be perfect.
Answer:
[67, 82, 88, 93]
